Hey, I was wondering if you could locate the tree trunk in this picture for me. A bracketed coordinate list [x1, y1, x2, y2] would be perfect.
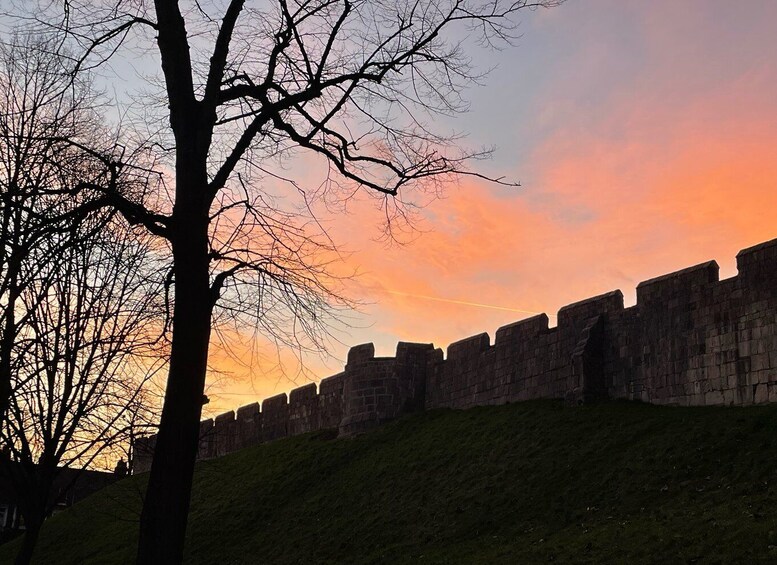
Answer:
[14, 515, 42, 565]
[136, 206, 212, 564]
[0, 255, 20, 422]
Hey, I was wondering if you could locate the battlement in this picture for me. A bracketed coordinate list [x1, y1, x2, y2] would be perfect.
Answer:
[636, 261, 719, 307]
[557, 290, 624, 330]
[346, 343, 375, 366]
[495, 314, 549, 346]
[289, 383, 316, 403]
[215, 410, 234, 422]
[262, 393, 288, 412]
[319, 373, 344, 395]
[236, 403, 260, 420]
[213, 411, 235, 456]
[736, 237, 777, 284]
[446, 333, 490, 361]
[133, 238, 777, 474]
[235, 403, 260, 450]
[289, 384, 318, 436]
[134, 341, 441, 472]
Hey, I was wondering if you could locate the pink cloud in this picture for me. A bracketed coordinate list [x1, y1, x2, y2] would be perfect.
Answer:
[204, 0, 777, 405]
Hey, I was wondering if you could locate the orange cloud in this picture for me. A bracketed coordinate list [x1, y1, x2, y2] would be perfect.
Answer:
[326, 55, 777, 357]
[203, 1, 777, 407]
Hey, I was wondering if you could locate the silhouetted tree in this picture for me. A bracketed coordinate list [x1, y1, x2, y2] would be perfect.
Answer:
[0, 34, 85, 424]
[0, 37, 165, 565]
[3, 220, 164, 565]
[4, 1, 564, 562]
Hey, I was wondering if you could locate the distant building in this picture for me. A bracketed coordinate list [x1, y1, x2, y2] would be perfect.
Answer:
[0, 463, 123, 543]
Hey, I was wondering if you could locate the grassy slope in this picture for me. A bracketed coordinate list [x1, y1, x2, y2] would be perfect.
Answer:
[4, 400, 777, 564]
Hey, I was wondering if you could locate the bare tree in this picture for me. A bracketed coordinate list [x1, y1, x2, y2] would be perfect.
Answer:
[3, 218, 164, 565]
[0, 37, 165, 564]
[3, 1, 564, 562]
[0, 33, 90, 422]
[0, 33, 162, 420]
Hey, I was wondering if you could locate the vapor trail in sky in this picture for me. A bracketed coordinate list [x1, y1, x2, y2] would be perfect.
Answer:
[384, 290, 553, 317]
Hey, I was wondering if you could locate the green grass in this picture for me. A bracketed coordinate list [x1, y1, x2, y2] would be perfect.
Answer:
[4, 400, 777, 564]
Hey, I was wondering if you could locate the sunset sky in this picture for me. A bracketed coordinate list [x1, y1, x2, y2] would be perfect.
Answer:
[204, 0, 777, 415]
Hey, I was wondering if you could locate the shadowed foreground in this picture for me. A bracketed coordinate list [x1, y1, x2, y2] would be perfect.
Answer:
[3, 400, 777, 564]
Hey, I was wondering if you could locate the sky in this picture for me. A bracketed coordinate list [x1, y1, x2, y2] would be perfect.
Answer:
[92, 0, 777, 416]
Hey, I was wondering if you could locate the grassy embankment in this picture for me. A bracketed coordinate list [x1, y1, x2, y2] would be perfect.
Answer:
[3, 400, 777, 564]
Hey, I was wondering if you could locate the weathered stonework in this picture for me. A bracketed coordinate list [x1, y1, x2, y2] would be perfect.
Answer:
[318, 373, 345, 429]
[236, 403, 261, 450]
[338, 342, 434, 436]
[132, 238, 777, 474]
[214, 411, 236, 457]
[261, 394, 289, 442]
[198, 419, 215, 459]
[289, 384, 318, 436]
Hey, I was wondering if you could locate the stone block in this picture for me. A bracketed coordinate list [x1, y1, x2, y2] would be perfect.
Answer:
[752, 353, 770, 372]
[754, 383, 769, 404]
[704, 390, 724, 405]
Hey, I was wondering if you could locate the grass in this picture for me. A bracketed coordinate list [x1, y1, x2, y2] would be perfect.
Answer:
[4, 400, 777, 564]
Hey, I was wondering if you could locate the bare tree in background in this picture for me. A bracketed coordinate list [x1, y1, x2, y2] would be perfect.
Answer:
[0, 33, 84, 422]
[0, 37, 165, 564]
[3, 1, 565, 562]
[3, 219, 164, 565]
[0, 33, 163, 420]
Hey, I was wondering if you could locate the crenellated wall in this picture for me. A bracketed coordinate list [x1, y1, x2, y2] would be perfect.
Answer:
[339, 342, 434, 435]
[132, 341, 434, 473]
[133, 238, 777, 474]
[603, 241, 777, 406]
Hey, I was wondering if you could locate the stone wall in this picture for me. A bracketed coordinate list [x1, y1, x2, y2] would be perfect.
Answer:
[603, 241, 777, 405]
[424, 291, 626, 409]
[338, 342, 434, 435]
[132, 341, 434, 473]
[133, 238, 777, 474]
